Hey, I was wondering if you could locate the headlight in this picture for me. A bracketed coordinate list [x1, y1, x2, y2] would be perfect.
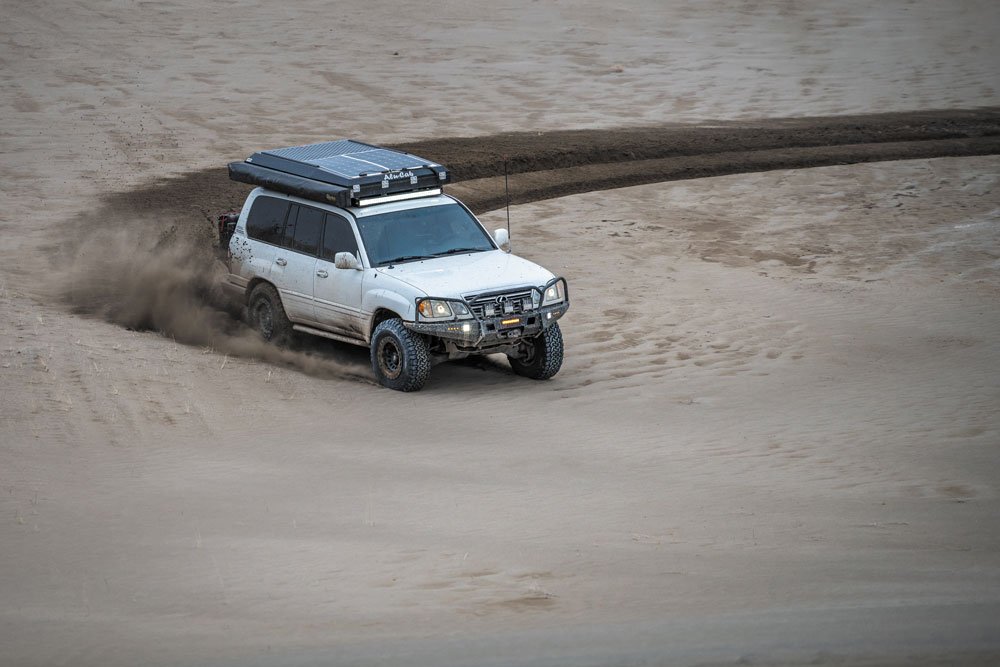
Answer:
[416, 298, 473, 321]
[541, 279, 566, 306]
[417, 299, 453, 320]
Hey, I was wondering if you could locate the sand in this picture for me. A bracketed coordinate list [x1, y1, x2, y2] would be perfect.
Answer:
[2, 1, 1000, 666]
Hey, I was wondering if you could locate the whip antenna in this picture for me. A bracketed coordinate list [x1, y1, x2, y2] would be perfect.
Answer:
[503, 156, 511, 239]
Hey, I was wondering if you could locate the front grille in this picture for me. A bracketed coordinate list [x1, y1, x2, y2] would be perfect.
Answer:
[466, 288, 535, 319]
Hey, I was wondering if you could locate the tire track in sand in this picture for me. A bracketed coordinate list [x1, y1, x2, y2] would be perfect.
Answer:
[76, 108, 1000, 233]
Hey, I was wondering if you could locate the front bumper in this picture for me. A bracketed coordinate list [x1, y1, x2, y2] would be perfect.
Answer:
[406, 303, 568, 347]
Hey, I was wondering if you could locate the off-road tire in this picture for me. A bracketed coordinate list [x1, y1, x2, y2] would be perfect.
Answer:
[248, 283, 293, 346]
[508, 323, 564, 380]
[370, 318, 431, 392]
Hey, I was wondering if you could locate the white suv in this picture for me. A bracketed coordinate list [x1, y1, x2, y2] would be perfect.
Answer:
[221, 140, 569, 391]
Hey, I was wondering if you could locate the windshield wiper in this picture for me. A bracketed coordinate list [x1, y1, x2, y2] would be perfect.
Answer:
[435, 247, 487, 257]
[381, 254, 436, 267]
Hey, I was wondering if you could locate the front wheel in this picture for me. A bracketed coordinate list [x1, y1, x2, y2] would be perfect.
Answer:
[508, 323, 564, 380]
[370, 319, 431, 391]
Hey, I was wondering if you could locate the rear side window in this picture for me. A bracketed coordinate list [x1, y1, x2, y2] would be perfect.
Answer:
[321, 214, 360, 261]
[245, 196, 289, 245]
[282, 205, 324, 256]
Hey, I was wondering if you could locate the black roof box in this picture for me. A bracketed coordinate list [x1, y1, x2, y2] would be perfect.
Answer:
[228, 139, 450, 208]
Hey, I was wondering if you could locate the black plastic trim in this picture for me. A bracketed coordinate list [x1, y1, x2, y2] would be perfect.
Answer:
[230, 161, 352, 207]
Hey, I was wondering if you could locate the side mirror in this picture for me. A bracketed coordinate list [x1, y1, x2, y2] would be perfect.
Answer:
[334, 252, 362, 270]
[494, 228, 510, 252]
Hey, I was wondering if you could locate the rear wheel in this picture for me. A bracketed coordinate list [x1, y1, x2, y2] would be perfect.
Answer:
[248, 283, 292, 346]
[370, 318, 431, 391]
[508, 323, 564, 380]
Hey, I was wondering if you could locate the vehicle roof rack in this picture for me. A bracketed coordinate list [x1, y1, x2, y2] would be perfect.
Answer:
[228, 139, 450, 208]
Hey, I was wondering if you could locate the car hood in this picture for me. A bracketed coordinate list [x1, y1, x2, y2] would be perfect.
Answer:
[376, 250, 555, 298]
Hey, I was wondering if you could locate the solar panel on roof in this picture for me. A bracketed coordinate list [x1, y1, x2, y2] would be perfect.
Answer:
[262, 141, 436, 177]
[229, 139, 450, 208]
[263, 140, 370, 162]
[308, 156, 375, 178]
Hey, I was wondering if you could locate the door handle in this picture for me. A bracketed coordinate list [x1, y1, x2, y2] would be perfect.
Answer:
[316, 269, 329, 278]
[275, 257, 287, 266]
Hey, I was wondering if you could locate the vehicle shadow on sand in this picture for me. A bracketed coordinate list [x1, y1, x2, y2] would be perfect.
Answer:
[288, 331, 525, 391]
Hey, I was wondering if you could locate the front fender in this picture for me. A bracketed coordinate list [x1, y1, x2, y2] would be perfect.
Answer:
[362, 288, 419, 341]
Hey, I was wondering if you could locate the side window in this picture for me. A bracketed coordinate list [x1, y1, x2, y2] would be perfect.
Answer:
[282, 204, 324, 256]
[321, 214, 360, 261]
[245, 196, 289, 245]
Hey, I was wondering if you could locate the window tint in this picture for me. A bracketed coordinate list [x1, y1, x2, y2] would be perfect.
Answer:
[355, 202, 493, 267]
[282, 205, 324, 256]
[321, 214, 360, 261]
[245, 196, 289, 245]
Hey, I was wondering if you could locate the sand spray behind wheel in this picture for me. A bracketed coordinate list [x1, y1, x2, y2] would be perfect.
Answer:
[49, 210, 371, 383]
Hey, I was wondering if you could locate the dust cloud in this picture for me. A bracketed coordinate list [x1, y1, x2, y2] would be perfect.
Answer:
[51, 216, 372, 383]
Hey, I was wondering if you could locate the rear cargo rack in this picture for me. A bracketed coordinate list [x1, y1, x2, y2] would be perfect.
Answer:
[228, 139, 449, 208]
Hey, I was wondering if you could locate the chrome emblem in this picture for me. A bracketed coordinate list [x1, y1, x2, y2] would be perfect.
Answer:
[495, 295, 509, 305]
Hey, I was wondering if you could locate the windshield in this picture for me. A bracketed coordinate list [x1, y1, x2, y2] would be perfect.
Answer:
[356, 202, 495, 267]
